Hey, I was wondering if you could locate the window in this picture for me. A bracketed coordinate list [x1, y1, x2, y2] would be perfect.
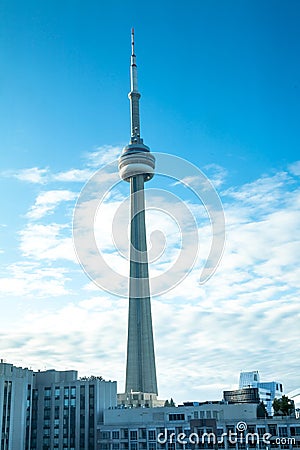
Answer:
[139, 429, 146, 440]
[44, 388, 51, 398]
[148, 430, 156, 441]
[100, 431, 111, 440]
[258, 428, 266, 437]
[168, 414, 185, 421]
[278, 427, 288, 438]
[121, 429, 129, 440]
[291, 427, 300, 436]
[268, 425, 277, 436]
[130, 430, 138, 441]
[112, 431, 120, 440]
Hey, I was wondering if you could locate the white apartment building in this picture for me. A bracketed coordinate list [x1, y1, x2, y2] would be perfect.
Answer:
[0, 361, 34, 450]
[1, 361, 117, 450]
[33, 369, 117, 450]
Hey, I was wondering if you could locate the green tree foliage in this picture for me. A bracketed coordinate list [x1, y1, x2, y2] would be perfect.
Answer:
[273, 395, 295, 416]
[164, 398, 176, 407]
[257, 401, 268, 418]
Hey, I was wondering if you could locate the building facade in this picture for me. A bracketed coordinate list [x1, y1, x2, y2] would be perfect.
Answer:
[97, 404, 300, 450]
[33, 369, 117, 450]
[239, 372, 284, 415]
[0, 361, 34, 450]
[1, 361, 117, 450]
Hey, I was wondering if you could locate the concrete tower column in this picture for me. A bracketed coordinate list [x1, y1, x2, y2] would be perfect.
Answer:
[118, 29, 158, 403]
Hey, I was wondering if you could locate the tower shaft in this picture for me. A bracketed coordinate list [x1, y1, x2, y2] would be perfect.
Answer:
[125, 175, 158, 395]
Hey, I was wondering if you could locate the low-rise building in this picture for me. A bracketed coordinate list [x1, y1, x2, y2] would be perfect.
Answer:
[97, 404, 300, 450]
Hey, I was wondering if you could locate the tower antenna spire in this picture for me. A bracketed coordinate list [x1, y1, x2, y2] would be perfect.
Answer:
[129, 27, 141, 143]
[131, 27, 135, 58]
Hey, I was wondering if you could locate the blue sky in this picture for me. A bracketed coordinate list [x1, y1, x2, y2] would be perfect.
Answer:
[0, 0, 300, 403]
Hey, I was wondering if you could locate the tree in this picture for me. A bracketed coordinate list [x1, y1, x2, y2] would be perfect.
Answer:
[273, 395, 295, 416]
[257, 401, 268, 418]
[164, 398, 176, 407]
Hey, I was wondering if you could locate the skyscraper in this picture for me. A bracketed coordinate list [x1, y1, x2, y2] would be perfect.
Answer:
[118, 29, 159, 407]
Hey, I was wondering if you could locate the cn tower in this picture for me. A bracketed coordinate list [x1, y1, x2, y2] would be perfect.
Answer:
[118, 29, 158, 406]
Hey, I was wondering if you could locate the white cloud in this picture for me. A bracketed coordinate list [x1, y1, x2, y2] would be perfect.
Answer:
[52, 169, 94, 182]
[288, 160, 300, 176]
[26, 190, 77, 220]
[85, 145, 123, 167]
[19, 223, 76, 262]
[1, 157, 300, 402]
[203, 163, 228, 187]
[0, 262, 71, 297]
[9, 167, 49, 183]
[3, 167, 94, 185]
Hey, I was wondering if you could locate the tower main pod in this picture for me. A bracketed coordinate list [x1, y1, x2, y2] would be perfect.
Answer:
[118, 29, 160, 407]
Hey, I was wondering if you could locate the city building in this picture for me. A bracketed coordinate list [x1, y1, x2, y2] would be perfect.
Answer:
[288, 389, 300, 411]
[239, 371, 283, 415]
[0, 360, 34, 450]
[97, 403, 300, 450]
[1, 361, 117, 450]
[33, 369, 117, 450]
[223, 387, 261, 404]
[117, 29, 162, 408]
[239, 371, 261, 388]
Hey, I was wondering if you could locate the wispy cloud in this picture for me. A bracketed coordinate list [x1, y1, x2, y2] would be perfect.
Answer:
[2, 145, 122, 186]
[0, 262, 71, 297]
[288, 160, 300, 176]
[85, 145, 123, 167]
[52, 169, 94, 182]
[1, 156, 300, 402]
[203, 163, 228, 187]
[9, 167, 49, 183]
[26, 190, 77, 220]
[19, 223, 76, 262]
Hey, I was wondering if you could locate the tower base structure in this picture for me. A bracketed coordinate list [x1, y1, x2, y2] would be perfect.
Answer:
[117, 392, 165, 408]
